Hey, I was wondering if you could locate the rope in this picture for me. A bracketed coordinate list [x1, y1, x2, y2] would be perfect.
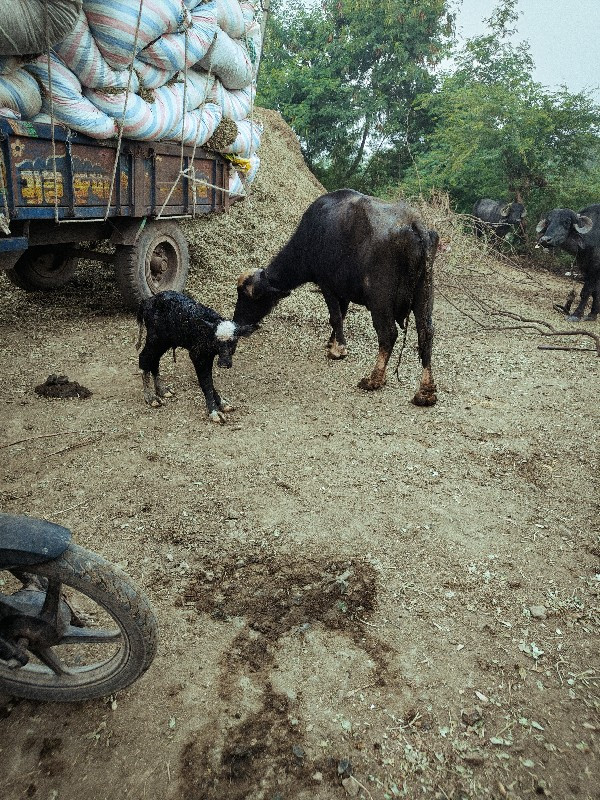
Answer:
[44, 0, 60, 223]
[393, 318, 410, 382]
[156, 39, 216, 221]
[178, 27, 189, 185]
[0, 117, 10, 227]
[103, 0, 144, 222]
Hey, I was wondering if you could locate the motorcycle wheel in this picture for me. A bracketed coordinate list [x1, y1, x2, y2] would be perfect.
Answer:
[0, 543, 158, 702]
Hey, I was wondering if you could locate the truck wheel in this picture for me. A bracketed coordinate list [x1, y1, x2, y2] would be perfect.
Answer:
[114, 221, 189, 309]
[5, 247, 78, 291]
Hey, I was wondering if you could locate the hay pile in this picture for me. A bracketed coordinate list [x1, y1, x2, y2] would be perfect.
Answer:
[182, 107, 325, 315]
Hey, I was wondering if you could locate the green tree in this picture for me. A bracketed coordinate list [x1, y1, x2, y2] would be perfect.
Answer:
[404, 0, 600, 223]
[257, 0, 454, 190]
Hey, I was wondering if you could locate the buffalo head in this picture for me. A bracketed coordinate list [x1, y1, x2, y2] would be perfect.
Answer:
[536, 208, 593, 254]
[233, 269, 290, 327]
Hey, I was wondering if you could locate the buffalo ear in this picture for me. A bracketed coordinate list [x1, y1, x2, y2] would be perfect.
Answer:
[520, 208, 527, 218]
[237, 324, 256, 337]
[574, 215, 593, 235]
[237, 268, 266, 298]
[535, 219, 547, 234]
[500, 204, 511, 218]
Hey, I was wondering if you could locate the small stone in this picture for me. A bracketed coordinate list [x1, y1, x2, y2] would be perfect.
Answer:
[312, 771, 323, 783]
[529, 605, 547, 619]
[292, 744, 305, 761]
[337, 758, 353, 778]
[342, 776, 361, 797]
[462, 751, 485, 766]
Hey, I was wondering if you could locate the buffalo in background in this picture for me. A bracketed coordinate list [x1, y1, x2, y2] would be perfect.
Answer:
[536, 205, 600, 322]
[472, 199, 527, 240]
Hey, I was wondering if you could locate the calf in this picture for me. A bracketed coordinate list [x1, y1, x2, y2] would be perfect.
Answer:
[472, 198, 527, 240]
[536, 205, 599, 321]
[136, 291, 253, 422]
[233, 189, 440, 406]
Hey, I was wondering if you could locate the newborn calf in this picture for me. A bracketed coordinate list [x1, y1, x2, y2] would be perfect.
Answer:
[136, 291, 253, 423]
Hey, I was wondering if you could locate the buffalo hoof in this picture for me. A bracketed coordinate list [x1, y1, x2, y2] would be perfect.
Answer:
[358, 376, 385, 391]
[567, 314, 582, 322]
[584, 313, 598, 322]
[209, 410, 227, 424]
[412, 384, 437, 407]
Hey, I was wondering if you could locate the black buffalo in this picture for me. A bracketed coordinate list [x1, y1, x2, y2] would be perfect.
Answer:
[472, 198, 527, 239]
[536, 205, 599, 321]
[233, 189, 440, 406]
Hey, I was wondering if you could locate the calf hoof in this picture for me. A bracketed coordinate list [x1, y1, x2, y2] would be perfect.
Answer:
[209, 410, 227, 424]
[143, 392, 164, 408]
[218, 397, 235, 413]
[358, 376, 385, 391]
[326, 342, 348, 359]
[156, 386, 175, 399]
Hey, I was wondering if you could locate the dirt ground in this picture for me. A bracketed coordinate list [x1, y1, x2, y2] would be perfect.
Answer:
[0, 109, 598, 800]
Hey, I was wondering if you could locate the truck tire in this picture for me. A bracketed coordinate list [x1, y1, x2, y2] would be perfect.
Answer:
[5, 246, 78, 291]
[114, 221, 189, 309]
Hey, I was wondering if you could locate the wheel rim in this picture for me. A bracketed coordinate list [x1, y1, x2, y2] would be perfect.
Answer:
[0, 576, 131, 694]
[30, 252, 66, 279]
[145, 236, 180, 293]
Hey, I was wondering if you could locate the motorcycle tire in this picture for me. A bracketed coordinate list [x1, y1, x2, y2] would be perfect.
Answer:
[0, 543, 158, 702]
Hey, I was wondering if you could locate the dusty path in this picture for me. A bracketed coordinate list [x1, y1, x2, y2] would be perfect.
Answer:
[0, 110, 598, 800]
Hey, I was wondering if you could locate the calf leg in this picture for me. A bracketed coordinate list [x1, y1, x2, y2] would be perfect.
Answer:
[191, 354, 232, 423]
[358, 308, 397, 391]
[139, 341, 173, 407]
[411, 273, 437, 407]
[321, 289, 349, 359]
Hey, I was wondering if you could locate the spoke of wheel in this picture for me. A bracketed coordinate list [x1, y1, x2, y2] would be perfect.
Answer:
[40, 577, 62, 622]
[32, 646, 71, 675]
[60, 625, 122, 645]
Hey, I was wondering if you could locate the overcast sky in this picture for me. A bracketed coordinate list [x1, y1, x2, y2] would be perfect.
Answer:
[452, 0, 600, 100]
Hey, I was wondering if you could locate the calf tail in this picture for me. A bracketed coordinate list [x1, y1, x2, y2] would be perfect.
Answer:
[135, 303, 145, 352]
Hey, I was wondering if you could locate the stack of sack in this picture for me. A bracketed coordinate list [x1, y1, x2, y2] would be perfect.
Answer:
[0, 0, 264, 198]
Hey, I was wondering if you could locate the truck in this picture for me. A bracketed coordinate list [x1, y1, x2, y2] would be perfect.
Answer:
[0, 117, 229, 308]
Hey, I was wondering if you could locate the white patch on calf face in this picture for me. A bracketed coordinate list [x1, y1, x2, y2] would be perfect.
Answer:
[215, 320, 237, 342]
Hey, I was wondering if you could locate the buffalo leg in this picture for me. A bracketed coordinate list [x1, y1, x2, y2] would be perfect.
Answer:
[588, 286, 599, 321]
[322, 289, 349, 359]
[358, 309, 397, 391]
[411, 274, 437, 407]
[191, 355, 230, 423]
[569, 282, 592, 321]
[571, 277, 598, 321]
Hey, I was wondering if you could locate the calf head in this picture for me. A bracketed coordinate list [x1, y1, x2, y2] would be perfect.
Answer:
[214, 320, 254, 368]
[233, 269, 290, 327]
[536, 208, 593, 253]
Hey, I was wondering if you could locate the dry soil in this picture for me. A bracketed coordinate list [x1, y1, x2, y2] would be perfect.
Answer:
[0, 109, 598, 800]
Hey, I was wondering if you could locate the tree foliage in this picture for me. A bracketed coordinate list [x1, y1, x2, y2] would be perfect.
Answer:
[257, 0, 600, 225]
[405, 0, 600, 222]
[257, 0, 454, 190]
